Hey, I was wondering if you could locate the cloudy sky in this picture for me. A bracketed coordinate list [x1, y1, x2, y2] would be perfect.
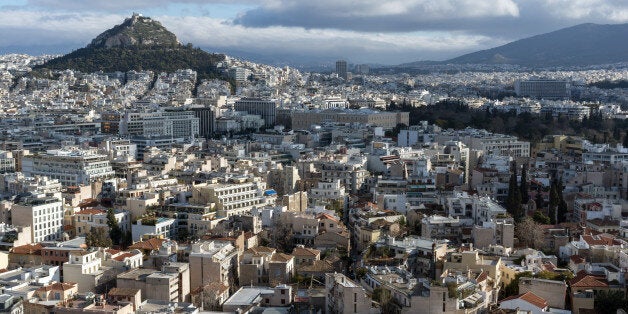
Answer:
[0, 0, 627, 65]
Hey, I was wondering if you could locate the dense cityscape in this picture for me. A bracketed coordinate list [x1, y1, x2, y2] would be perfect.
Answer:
[0, 11, 627, 314]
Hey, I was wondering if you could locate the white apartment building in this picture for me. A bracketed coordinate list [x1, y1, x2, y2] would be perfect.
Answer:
[63, 251, 105, 293]
[131, 217, 177, 242]
[21, 148, 114, 186]
[11, 195, 64, 243]
[0, 150, 15, 173]
[119, 110, 200, 139]
[309, 180, 345, 201]
[191, 180, 266, 217]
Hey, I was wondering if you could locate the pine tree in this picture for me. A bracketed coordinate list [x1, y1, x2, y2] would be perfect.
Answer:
[520, 162, 529, 204]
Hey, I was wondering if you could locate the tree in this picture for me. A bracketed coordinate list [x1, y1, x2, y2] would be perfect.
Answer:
[532, 211, 551, 224]
[506, 161, 523, 221]
[107, 208, 122, 246]
[535, 192, 544, 210]
[86, 227, 113, 248]
[516, 217, 544, 249]
[594, 290, 628, 313]
[556, 179, 568, 223]
[519, 162, 529, 204]
[121, 230, 133, 249]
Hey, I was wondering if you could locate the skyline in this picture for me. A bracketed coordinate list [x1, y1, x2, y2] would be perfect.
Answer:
[0, 0, 627, 64]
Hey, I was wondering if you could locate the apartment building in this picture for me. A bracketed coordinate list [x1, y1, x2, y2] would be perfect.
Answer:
[21, 148, 114, 186]
[190, 180, 266, 217]
[188, 241, 238, 290]
[11, 195, 63, 243]
[325, 273, 371, 314]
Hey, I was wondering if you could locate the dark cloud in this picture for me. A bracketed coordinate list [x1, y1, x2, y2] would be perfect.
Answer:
[233, 0, 628, 40]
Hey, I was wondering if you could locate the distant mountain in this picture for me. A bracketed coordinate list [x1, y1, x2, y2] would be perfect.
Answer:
[34, 14, 226, 80]
[446, 23, 628, 67]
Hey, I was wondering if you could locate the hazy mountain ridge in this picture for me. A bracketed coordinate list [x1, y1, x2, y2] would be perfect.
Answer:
[401, 23, 628, 68]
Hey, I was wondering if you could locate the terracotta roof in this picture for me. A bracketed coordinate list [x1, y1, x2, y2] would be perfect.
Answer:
[570, 271, 608, 288]
[270, 253, 294, 263]
[108, 287, 140, 297]
[36, 282, 77, 292]
[316, 213, 339, 223]
[129, 238, 166, 251]
[106, 249, 121, 255]
[582, 235, 613, 246]
[476, 271, 488, 283]
[11, 243, 43, 254]
[112, 252, 137, 262]
[246, 246, 275, 255]
[500, 291, 548, 309]
[76, 208, 106, 215]
[292, 247, 320, 257]
[298, 260, 335, 273]
[570, 255, 585, 264]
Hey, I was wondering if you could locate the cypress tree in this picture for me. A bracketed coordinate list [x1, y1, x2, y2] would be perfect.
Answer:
[520, 162, 529, 204]
[107, 208, 122, 246]
[506, 161, 523, 221]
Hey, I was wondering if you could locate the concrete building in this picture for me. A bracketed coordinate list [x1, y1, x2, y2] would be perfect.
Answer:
[518, 277, 567, 309]
[291, 108, 409, 130]
[188, 241, 238, 290]
[119, 110, 199, 139]
[0, 151, 15, 174]
[190, 180, 266, 217]
[11, 195, 63, 243]
[325, 273, 371, 314]
[131, 217, 177, 242]
[336, 60, 348, 80]
[234, 98, 278, 127]
[116, 263, 190, 303]
[515, 79, 571, 100]
[21, 148, 114, 186]
[63, 250, 117, 293]
[222, 285, 292, 312]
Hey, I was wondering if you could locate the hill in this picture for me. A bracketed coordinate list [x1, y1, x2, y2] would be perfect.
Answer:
[445, 23, 628, 67]
[33, 14, 225, 80]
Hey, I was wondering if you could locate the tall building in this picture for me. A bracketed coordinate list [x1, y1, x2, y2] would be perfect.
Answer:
[189, 105, 218, 138]
[336, 60, 348, 80]
[21, 148, 115, 186]
[234, 98, 278, 128]
[12, 195, 64, 243]
[514, 79, 571, 100]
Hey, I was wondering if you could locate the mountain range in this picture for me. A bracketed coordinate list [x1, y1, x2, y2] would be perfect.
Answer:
[401, 23, 628, 68]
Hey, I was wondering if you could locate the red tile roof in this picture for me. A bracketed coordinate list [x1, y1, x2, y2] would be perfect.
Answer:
[570, 255, 585, 264]
[501, 291, 548, 309]
[129, 238, 166, 251]
[570, 271, 608, 288]
[11, 243, 43, 255]
[76, 208, 106, 215]
[112, 252, 137, 261]
[36, 282, 77, 292]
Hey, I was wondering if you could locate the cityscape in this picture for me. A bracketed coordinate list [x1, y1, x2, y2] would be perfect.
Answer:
[0, 2, 627, 314]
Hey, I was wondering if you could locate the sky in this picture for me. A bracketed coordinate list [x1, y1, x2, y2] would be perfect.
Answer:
[0, 0, 627, 65]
